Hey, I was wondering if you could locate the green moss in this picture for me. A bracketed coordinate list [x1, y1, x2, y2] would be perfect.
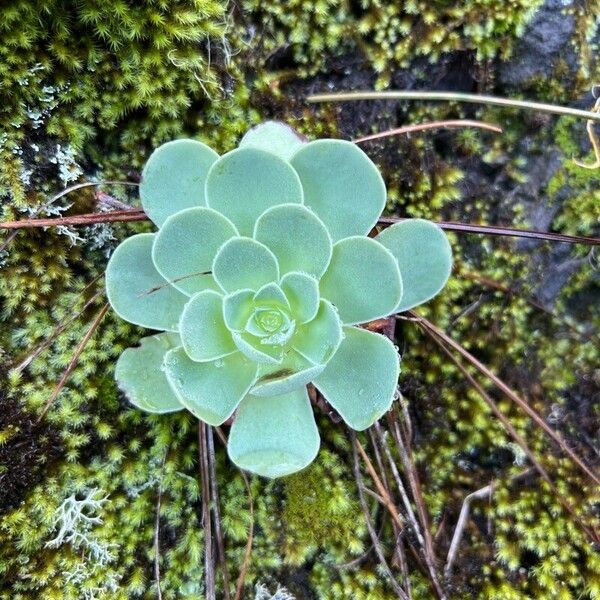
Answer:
[1, 0, 599, 597]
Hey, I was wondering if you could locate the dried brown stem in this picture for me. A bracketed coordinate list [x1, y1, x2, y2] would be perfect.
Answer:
[198, 423, 216, 600]
[351, 432, 410, 600]
[444, 469, 535, 577]
[355, 436, 404, 530]
[353, 120, 502, 143]
[13, 284, 105, 374]
[206, 426, 231, 600]
[373, 423, 446, 600]
[36, 303, 109, 423]
[0, 208, 147, 229]
[215, 428, 254, 600]
[387, 413, 439, 578]
[378, 217, 600, 246]
[411, 312, 600, 488]
[154, 450, 168, 600]
[3, 208, 599, 248]
[421, 325, 599, 544]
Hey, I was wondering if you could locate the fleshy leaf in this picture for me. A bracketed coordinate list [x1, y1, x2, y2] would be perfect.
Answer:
[313, 327, 399, 431]
[319, 236, 402, 325]
[253, 282, 289, 308]
[206, 148, 303, 236]
[253, 204, 332, 278]
[213, 237, 279, 293]
[106, 233, 188, 331]
[292, 299, 342, 365]
[140, 139, 218, 227]
[115, 333, 183, 413]
[164, 347, 257, 426]
[231, 332, 283, 365]
[239, 121, 307, 161]
[223, 289, 254, 331]
[152, 207, 237, 296]
[280, 272, 320, 324]
[250, 349, 324, 397]
[291, 140, 386, 241]
[228, 387, 320, 478]
[179, 290, 236, 361]
[376, 219, 452, 312]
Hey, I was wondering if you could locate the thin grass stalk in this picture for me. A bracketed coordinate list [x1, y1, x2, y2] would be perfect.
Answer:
[410, 313, 600, 488]
[353, 120, 502, 143]
[36, 303, 109, 423]
[420, 325, 599, 544]
[307, 90, 600, 122]
[351, 432, 411, 600]
[206, 426, 231, 600]
[373, 423, 447, 600]
[198, 423, 216, 600]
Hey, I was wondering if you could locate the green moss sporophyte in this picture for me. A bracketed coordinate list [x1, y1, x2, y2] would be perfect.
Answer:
[105, 121, 452, 478]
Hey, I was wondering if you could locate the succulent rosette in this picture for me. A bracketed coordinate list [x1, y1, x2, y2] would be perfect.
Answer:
[106, 121, 452, 478]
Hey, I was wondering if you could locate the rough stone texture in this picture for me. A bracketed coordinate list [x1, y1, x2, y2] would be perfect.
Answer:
[498, 0, 578, 88]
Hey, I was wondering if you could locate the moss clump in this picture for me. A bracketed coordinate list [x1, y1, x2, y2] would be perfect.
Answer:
[1, 0, 600, 598]
[243, 0, 543, 84]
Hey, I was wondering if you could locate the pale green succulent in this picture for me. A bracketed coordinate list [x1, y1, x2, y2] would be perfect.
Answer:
[105, 121, 452, 478]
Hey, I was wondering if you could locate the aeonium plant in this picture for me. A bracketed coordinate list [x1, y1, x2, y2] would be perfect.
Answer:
[105, 121, 452, 478]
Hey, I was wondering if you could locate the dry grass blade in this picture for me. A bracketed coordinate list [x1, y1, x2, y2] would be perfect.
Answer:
[386, 413, 439, 577]
[13, 282, 105, 374]
[0, 208, 148, 229]
[47, 180, 139, 204]
[36, 303, 109, 423]
[355, 436, 405, 529]
[198, 423, 216, 600]
[307, 90, 600, 122]
[353, 120, 502, 143]
[351, 432, 411, 600]
[410, 313, 600, 489]
[215, 427, 254, 600]
[206, 426, 231, 600]
[422, 327, 599, 545]
[154, 449, 168, 600]
[3, 209, 599, 248]
[373, 423, 447, 600]
[444, 469, 535, 577]
[378, 217, 600, 246]
[573, 95, 600, 169]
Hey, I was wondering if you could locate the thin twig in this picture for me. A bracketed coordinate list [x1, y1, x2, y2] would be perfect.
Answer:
[36, 303, 109, 423]
[215, 427, 254, 600]
[353, 120, 502, 143]
[0, 230, 18, 254]
[373, 423, 447, 600]
[13, 282, 105, 373]
[411, 313, 600, 488]
[378, 217, 600, 246]
[206, 426, 231, 600]
[444, 469, 535, 577]
[368, 429, 411, 595]
[355, 437, 404, 529]
[0, 208, 147, 229]
[3, 209, 599, 247]
[387, 412, 440, 585]
[154, 449, 168, 600]
[420, 325, 599, 544]
[307, 90, 600, 122]
[199, 423, 216, 600]
[351, 432, 410, 600]
[47, 180, 139, 205]
[573, 95, 600, 169]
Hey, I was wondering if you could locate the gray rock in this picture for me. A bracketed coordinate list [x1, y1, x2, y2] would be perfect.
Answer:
[498, 0, 578, 88]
